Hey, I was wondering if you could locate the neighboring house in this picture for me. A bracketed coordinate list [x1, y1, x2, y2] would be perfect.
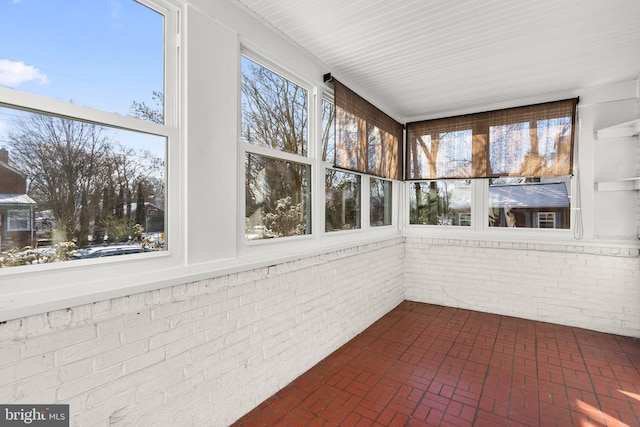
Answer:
[131, 201, 165, 233]
[142, 201, 165, 233]
[488, 181, 570, 228]
[450, 181, 571, 228]
[0, 149, 36, 249]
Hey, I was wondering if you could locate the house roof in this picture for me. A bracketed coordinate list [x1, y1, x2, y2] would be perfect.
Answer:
[490, 182, 570, 209]
[450, 182, 569, 210]
[0, 194, 36, 206]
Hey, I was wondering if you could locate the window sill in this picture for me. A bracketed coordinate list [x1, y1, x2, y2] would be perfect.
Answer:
[402, 225, 640, 249]
[0, 230, 404, 322]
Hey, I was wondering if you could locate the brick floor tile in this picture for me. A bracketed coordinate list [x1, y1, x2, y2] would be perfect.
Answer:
[232, 302, 640, 427]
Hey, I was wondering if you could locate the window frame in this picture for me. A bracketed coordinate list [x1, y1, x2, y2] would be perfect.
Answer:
[407, 179, 476, 228]
[324, 168, 362, 233]
[0, 0, 183, 314]
[405, 177, 575, 239]
[369, 177, 393, 228]
[320, 93, 398, 236]
[239, 50, 316, 246]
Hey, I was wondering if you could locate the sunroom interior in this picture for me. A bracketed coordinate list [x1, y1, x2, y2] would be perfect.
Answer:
[0, 0, 639, 425]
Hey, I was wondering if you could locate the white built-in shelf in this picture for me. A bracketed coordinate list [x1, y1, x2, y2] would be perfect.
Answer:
[594, 118, 640, 191]
[596, 177, 640, 192]
[595, 118, 640, 139]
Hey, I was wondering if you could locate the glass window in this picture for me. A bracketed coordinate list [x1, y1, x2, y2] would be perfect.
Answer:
[537, 212, 556, 228]
[0, 107, 167, 249]
[325, 170, 360, 232]
[488, 177, 570, 229]
[241, 55, 311, 241]
[245, 154, 311, 240]
[370, 178, 392, 227]
[409, 180, 471, 226]
[0, 0, 164, 121]
[322, 98, 335, 163]
[459, 212, 471, 227]
[0, 1, 170, 268]
[241, 56, 308, 156]
[7, 209, 31, 231]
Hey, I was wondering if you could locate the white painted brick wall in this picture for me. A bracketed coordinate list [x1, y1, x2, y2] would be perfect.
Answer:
[0, 238, 405, 426]
[405, 237, 640, 337]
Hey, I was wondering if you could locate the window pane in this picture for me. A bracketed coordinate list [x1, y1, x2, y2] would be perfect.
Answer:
[321, 99, 335, 163]
[7, 209, 32, 231]
[370, 178, 392, 227]
[0, 1, 164, 122]
[0, 107, 166, 267]
[537, 212, 556, 228]
[241, 57, 308, 156]
[325, 170, 360, 232]
[488, 177, 570, 229]
[245, 153, 311, 240]
[409, 180, 471, 226]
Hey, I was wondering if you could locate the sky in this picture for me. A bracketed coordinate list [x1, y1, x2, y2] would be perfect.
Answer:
[0, 0, 165, 156]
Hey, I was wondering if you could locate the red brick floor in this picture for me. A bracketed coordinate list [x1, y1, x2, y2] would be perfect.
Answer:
[233, 301, 640, 427]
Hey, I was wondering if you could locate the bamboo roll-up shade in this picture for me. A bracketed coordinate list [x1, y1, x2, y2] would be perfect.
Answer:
[333, 79, 403, 180]
[406, 98, 578, 180]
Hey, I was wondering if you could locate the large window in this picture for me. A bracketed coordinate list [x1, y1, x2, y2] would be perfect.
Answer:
[407, 99, 577, 232]
[0, 0, 172, 267]
[241, 55, 311, 240]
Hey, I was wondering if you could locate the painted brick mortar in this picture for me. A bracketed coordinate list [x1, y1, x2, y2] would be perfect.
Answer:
[0, 238, 405, 426]
[1, 236, 639, 425]
[405, 237, 640, 337]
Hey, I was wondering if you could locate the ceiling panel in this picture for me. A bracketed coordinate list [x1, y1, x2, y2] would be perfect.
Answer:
[234, 0, 640, 121]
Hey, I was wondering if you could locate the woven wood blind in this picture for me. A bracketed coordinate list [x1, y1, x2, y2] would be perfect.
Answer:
[333, 79, 403, 180]
[406, 98, 578, 180]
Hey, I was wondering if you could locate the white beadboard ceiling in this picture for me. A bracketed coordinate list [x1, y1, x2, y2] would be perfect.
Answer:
[234, 0, 640, 121]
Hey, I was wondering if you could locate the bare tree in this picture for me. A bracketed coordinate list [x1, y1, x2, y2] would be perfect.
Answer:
[6, 105, 166, 249]
[130, 90, 164, 124]
[7, 112, 111, 246]
[241, 60, 309, 237]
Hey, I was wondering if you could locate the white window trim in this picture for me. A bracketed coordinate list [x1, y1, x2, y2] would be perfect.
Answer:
[324, 167, 363, 234]
[369, 177, 394, 229]
[239, 50, 317, 249]
[0, 0, 184, 322]
[404, 179, 576, 242]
